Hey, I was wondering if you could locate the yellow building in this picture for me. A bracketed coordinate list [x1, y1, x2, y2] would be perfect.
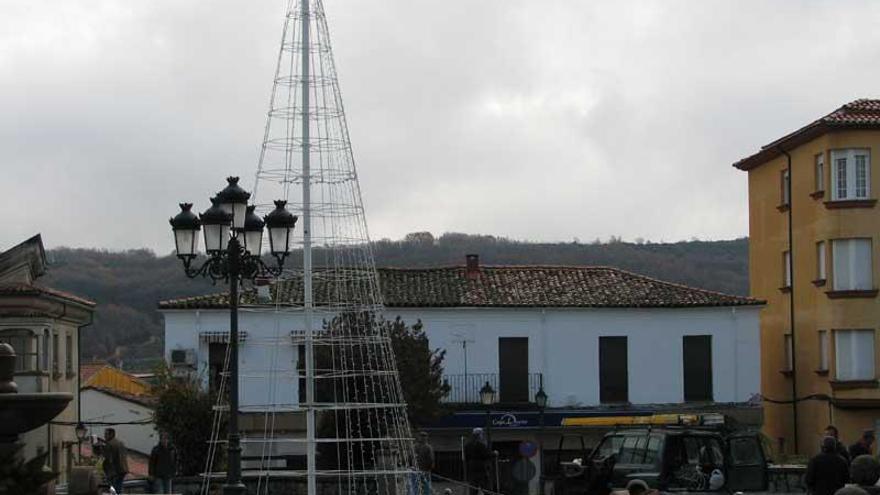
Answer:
[735, 99, 880, 456]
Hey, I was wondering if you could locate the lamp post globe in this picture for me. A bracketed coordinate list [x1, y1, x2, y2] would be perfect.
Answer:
[535, 386, 548, 410]
[169, 203, 201, 259]
[264, 200, 298, 257]
[216, 176, 251, 230]
[242, 205, 265, 255]
[200, 198, 233, 254]
[479, 381, 495, 406]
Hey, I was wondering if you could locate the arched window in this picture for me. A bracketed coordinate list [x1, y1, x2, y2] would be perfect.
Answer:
[0, 328, 38, 372]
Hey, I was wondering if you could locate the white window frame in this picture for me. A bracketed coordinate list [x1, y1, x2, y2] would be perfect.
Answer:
[832, 238, 874, 291]
[783, 250, 791, 287]
[818, 330, 829, 371]
[835, 329, 875, 381]
[816, 241, 826, 281]
[830, 149, 871, 200]
[815, 153, 825, 192]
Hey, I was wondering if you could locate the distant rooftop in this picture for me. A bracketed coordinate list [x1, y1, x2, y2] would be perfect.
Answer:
[159, 265, 762, 310]
[734, 98, 880, 171]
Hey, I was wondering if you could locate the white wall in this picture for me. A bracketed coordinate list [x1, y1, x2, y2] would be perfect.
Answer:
[162, 305, 761, 409]
[81, 389, 157, 455]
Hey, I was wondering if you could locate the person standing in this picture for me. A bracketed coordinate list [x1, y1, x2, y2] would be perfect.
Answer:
[850, 430, 875, 459]
[464, 428, 492, 495]
[149, 432, 177, 494]
[103, 428, 129, 494]
[825, 425, 851, 463]
[412, 431, 435, 495]
[805, 436, 849, 495]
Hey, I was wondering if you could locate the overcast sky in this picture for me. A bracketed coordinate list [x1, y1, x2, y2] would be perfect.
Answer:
[2, 1, 879, 253]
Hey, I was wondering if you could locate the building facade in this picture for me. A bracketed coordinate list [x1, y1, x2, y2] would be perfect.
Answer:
[0, 235, 95, 483]
[161, 260, 762, 492]
[735, 98, 880, 456]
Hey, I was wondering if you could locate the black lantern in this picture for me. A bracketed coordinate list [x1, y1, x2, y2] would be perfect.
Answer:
[479, 381, 496, 406]
[264, 200, 298, 257]
[242, 206, 265, 255]
[169, 203, 201, 258]
[200, 198, 232, 254]
[216, 177, 251, 230]
[535, 386, 548, 409]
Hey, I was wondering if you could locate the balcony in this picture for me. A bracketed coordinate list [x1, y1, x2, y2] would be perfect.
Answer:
[442, 373, 543, 405]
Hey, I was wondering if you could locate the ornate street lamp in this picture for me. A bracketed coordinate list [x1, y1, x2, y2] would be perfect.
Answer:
[479, 381, 497, 492]
[169, 177, 296, 495]
[535, 385, 548, 495]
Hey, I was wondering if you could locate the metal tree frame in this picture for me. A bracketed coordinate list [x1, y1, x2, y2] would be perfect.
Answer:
[199, 0, 426, 494]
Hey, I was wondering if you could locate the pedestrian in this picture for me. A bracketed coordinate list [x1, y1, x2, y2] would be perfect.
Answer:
[826, 425, 851, 463]
[464, 428, 492, 495]
[102, 428, 129, 494]
[412, 431, 434, 495]
[850, 454, 880, 495]
[805, 436, 849, 495]
[850, 430, 875, 459]
[149, 431, 177, 494]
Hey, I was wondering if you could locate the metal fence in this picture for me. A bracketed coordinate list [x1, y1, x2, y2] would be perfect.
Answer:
[442, 373, 543, 404]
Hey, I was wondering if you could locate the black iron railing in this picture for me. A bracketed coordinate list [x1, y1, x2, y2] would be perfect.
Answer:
[442, 372, 543, 404]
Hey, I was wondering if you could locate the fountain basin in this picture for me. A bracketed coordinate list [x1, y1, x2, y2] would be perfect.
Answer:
[0, 392, 72, 439]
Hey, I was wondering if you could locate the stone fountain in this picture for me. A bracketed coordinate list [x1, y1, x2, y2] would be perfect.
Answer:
[0, 342, 72, 490]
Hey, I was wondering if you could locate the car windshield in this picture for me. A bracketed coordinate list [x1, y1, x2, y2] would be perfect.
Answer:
[594, 435, 625, 458]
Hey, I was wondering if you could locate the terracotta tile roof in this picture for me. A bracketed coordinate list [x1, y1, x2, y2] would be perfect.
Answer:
[159, 265, 762, 310]
[81, 385, 157, 408]
[734, 98, 880, 170]
[0, 282, 96, 307]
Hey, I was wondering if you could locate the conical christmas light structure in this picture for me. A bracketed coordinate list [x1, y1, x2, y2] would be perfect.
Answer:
[240, 1, 421, 494]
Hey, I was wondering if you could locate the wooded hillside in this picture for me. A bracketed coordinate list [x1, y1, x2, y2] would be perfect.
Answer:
[42, 233, 749, 370]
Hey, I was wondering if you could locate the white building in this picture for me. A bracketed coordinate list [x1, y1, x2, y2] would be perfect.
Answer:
[80, 386, 157, 456]
[160, 257, 763, 491]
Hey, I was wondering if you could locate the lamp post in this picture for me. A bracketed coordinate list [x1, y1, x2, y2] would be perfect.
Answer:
[169, 177, 297, 495]
[534, 385, 548, 495]
[74, 422, 88, 460]
[479, 381, 496, 491]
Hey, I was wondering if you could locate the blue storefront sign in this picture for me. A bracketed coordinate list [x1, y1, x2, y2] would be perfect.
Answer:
[428, 409, 661, 429]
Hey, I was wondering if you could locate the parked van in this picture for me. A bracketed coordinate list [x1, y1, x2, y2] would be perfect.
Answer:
[558, 428, 768, 493]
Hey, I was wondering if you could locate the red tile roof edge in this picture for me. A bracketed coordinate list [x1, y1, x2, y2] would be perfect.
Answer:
[733, 98, 880, 171]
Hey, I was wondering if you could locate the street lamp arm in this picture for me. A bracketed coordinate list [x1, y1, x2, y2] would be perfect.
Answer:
[177, 243, 289, 283]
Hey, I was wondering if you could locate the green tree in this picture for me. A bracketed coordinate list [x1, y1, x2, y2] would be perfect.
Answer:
[385, 316, 450, 427]
[0, 444, 56, 495]
[152, 364, 224, 476]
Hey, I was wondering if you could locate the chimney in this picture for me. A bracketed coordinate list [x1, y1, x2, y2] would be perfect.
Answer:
[465, 254, 480, 280]
[255, 277, 272, 303]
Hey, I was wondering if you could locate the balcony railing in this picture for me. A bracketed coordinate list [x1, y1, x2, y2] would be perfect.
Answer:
[442, 373, 543, 404]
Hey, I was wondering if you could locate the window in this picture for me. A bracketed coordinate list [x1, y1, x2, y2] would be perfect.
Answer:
[599, 336, 628, 403]
[818, 330, 829, 372]
[783, 334, 793, 372]
[498, 337, 529, 403]
[65, 334, 73, 376]
[42, 329, 49, 372]
[780, 169, 790, 205]
[815, 153, 825, 191]
[0, 329, 37, 372]
[835, 329, 875, 381]
[683, 335, 713, 401]
[816, 241, 827, 281]
[832, 239, 873, 290]
[831, 149, 871, 200]
[52, 332, 59, 376]
[783, 251, 791, 287]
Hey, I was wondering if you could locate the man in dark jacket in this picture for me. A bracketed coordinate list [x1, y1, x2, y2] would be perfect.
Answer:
[464, 428, 493, 495]
[850, 430, 875, 459]
[825, 425, 851, 463]
[149, 432, 177, 494]
[103, 428, 129, 494]
[806, 436, 849, 495]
